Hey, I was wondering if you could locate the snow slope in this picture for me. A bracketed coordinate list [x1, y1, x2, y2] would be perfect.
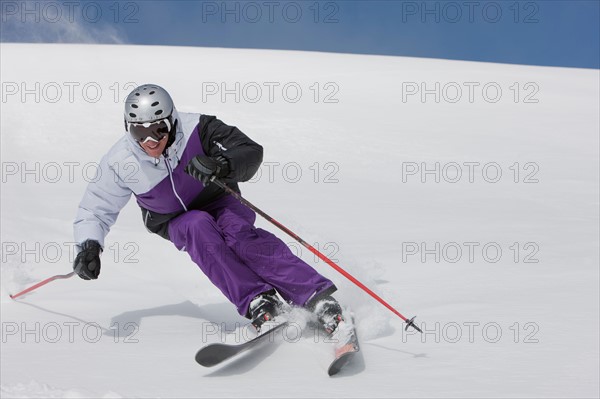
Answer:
[1, 43, 598, 398]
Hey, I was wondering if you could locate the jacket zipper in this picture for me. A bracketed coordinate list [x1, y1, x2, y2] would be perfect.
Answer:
[165, 155, 188, 212]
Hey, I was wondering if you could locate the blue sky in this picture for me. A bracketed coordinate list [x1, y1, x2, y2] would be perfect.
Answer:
[1, 0, 599, 68]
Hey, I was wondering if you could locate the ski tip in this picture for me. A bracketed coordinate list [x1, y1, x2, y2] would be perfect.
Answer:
[328, 352, 356, 376]
[195, 345, 221, 367]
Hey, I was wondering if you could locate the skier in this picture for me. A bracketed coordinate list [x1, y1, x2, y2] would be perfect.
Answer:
[72, 84, 344, 333]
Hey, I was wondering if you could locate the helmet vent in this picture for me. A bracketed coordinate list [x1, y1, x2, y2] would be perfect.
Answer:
[149, 91, 155, 95]
[151, 101, 159, 107]
[154, 110, 163, 116]
[131, 104, 138, 108]
[129, 113, 137, 117]
[135, 92, 140, 96]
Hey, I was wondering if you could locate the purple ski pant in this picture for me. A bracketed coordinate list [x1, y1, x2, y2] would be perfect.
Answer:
[167, 194, 335, 317]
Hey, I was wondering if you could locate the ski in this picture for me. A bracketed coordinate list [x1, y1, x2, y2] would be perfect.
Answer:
[327, 317, 360, 376]
[195, 310, 360, 376]
[195, 321, 288, 367]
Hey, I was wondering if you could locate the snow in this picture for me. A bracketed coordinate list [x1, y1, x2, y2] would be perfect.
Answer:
[1, 43, 599, 398]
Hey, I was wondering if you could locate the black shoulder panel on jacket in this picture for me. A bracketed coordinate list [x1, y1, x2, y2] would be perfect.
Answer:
[198, 115, 263, 183]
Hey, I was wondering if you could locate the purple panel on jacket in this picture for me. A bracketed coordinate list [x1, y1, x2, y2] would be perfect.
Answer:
[135, 125, 206, 214]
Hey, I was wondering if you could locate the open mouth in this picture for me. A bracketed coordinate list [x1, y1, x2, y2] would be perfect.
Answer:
[146, 141, 160, 150]
[143, 136, 166, 152]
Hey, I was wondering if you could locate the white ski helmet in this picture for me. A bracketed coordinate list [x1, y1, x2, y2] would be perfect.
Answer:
[124, 84, 174, 125]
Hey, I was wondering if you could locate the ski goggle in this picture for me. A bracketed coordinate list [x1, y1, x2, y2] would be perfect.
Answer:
[127, 116, 173, 144]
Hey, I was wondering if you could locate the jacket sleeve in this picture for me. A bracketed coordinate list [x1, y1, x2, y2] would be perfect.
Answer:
[73, 154, 132, 249]
[199, 115, 263, 182]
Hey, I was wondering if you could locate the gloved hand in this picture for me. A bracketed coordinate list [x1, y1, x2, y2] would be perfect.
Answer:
[73, 240, 102, 280]
[185, 155, 230, 186]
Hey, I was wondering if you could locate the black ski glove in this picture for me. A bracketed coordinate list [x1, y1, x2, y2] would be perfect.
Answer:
[73, 240, 102, 280]
[185, 155, 230, 186]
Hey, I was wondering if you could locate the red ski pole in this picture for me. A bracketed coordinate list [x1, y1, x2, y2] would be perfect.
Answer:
[9, 272, 75, 300]
[211, 177, 422, 333]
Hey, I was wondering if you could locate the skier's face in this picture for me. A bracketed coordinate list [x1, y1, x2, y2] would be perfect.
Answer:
[128, 117, 173, 158]
[139, 135, 168, 158]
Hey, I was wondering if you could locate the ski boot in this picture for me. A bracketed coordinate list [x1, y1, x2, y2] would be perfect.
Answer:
[311, 296, 344, 335]
[248, 289, 284, 331]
